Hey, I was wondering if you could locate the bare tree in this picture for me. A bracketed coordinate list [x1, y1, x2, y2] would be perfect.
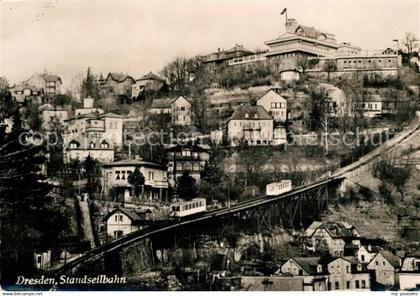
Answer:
[402, 32, 419, 54]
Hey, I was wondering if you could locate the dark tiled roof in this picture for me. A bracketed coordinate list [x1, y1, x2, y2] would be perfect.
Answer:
[103, 159, 165, 169]
[296, 25, 323, 39]
[380, 251, 401, 268]
[12, 84, 43, 92]
[105, 208, 145, 223]
[229, 105, 272, 121]
[366, 95, 383, 102]
[322, 222, 358, 238]
[151, 98, 173, 109]
[106, 73, 135, 83]
[42, 74, 62, 83]
[100, 112, 123, 119]
[204, 44, 254, 62]
[292, 257, 322, 275]
[138, 72, 165, 82]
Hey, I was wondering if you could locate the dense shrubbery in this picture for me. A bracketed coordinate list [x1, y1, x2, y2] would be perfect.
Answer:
[217, 65, 272, 89]
[362, 73, 404, 89]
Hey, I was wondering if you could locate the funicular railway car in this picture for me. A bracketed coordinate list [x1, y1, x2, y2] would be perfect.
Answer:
[170, 198, 207, 218]
[266, 180, 292, 196]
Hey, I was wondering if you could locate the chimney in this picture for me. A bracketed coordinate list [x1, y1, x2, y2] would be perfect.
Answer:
[285, 18, 298, 34]
[367, 244, 372, 252]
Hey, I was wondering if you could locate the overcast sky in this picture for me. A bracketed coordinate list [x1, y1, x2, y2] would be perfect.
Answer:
[1, 0, 419, 89]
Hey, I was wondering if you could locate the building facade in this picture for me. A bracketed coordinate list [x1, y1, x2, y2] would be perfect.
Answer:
[64, 137, 114, 163]
[132, 72, 165, 98]
[102, 159, 169, 203]
[367, 251, 400, 288]
[101, 73, 135, 97]
[304, 221, 361, 257]
[26, 73, 62, 96]
[327, 257, 370, 290]
[166, 142, 210, 186]
[256, 90, 287, 123]
[171, 96, 192, 126]
[228, 105, 274, 146]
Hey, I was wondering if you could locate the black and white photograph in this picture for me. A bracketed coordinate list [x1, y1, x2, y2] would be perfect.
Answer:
[0, 0, 419, 293]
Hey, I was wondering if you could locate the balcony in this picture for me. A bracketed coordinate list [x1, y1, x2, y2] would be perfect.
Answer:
[86, 121, 105, 132]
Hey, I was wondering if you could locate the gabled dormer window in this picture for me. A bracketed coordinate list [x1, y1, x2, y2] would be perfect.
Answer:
[254, 114, 258, 119]
[69, 140, 79, 149]
[317, 265, 322, 273]
[100, 141, 109, 149]
[245, 113, 249, 118]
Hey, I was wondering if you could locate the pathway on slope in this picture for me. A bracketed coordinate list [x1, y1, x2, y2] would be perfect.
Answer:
[78, 195, 95, 249]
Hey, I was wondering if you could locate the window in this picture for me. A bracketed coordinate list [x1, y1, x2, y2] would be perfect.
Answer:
[245, 113, 249, 118]
[119, 215, 123, 222]
[37, 255, 42, 264]
[346, 266, 350, 273]
[116, 171, 120, 180]
[298, 270, 303, 276]
[355, 280, 360, 288]
[361, 255, 365, 262]
[361, 280, 366, 288]
[376, 261, 379, 266]
[182, 149, 191, 157]
[335, 282, 339, 289]
[317, 265, 322, 273]
[382, 261, 386, 266]
[69, 141, 79, 148]
[121, 171, 126, 180]
[346, 281, 350, 289]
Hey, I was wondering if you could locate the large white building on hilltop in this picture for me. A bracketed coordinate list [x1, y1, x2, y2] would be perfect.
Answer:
[204, 18, 401, 78]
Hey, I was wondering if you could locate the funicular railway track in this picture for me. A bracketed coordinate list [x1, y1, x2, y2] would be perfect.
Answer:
[54, 118, 420, 277]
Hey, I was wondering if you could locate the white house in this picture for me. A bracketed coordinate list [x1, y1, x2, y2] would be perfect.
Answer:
[256, 90, 287, 123]
[227, 105, 274, 146]
[357, 245, 381, 263]
[303, 221, 361, 257]
[64, 137, 114, 163]
[398, 250, 420, 290]
[171, 96, 192, 126]
[327, 257, 370, 291]
[363, 95, 383, 118]
[276, 257, 328, 291]
[75, 97, 104, 116]
[106, 207, 152, 239]
[102, 159, 169, 203]
[367, 250, 400, 288]
[64, 112, 123, 147]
